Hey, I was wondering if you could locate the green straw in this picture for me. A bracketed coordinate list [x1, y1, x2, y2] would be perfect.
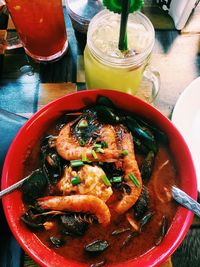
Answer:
[118, 0, 130, 51]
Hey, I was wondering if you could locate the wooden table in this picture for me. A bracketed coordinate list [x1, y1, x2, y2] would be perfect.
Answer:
[0, 2, 200, 267]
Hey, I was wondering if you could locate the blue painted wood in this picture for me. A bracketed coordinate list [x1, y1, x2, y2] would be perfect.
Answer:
[0, 109, 27, 267]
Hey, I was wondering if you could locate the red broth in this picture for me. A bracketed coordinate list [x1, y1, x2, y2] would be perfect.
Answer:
[22, 114, 178, 265]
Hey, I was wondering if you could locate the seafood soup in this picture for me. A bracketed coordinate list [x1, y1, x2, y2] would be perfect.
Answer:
[21, 96, 178, 266]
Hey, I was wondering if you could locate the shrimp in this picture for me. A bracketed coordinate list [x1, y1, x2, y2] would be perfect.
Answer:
[56, 123, 122, 162]
[37, 195, 111, 226]
[114, 129, 142, 214]
[57, 164, 113, 202]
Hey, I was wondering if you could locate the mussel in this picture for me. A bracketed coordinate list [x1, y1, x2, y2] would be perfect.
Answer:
[94, 105, 121, 125]
[85, 240, 109, 253]
[133, 186, 149, 220]
[49, 236, 64, 248]
[134, 115, 168, 144]
[21, 207, 64, 229]
[126, 116, 158, 153]
[155, 215, 168, 245]
[140, 151, 155, 182]
[22, 169, 47, 204]
[20, 208, 44, 229]
[139, 212, 154, 231]
[60, 214, 89, 236]
[41, 135, 64, 184]
[96, 95, 115, 108]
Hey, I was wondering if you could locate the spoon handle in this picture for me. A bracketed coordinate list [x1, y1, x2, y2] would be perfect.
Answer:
[0, 175, 30, 199]
[172, 186, 200, 217]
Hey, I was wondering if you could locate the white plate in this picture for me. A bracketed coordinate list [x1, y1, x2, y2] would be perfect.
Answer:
[172, 77, 200, 191]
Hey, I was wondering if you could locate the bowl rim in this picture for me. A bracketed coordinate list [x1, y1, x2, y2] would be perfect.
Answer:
[1, 89, 197, 267]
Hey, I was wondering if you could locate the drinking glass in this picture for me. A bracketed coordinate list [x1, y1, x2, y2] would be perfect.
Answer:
[5, 0, 68, 62]
[84, 9, 160, 102]
[65, 0, 103, 51]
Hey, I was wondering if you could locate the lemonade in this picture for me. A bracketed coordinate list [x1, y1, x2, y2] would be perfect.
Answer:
[84, 10, 155, 95]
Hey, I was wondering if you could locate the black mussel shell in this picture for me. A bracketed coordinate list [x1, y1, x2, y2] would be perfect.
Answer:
[140, 151, 155, 182]
[85, 240, 109, 253]
[49, 236, 64, 248]
[22, 169, 47, 204]
[133, 186, 149, 220]
[60, 214, 88, 236]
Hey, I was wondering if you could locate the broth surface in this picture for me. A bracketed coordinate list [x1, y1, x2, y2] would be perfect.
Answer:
[22, 112, 178, 266]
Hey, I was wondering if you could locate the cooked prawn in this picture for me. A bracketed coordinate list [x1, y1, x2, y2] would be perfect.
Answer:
[114, 130, 142, 214]
[37, 195, 111, 226]
[58, 164, 113, 202]
[56, 123, 122, 162]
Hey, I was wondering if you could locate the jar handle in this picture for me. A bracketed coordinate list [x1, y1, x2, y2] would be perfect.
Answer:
[143, 67, 160, 103]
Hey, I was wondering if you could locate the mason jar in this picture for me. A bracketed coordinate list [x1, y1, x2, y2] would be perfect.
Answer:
[84, 9, 160, 102]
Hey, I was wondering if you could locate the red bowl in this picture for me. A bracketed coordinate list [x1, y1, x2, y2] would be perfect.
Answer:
[1, 89, 197, 267]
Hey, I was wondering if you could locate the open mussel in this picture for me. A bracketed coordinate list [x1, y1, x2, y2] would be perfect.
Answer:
[22, 169, 47, 204]
[42, 148, 63, 184]
[20, 208, 44, 229]
[60, 214, 89, 236]
[95, 95, 128, 124]
[21, 207, 64, 229]
[134, 115, 168, 144]
[94, 105, 121, 125]
[94, 96, 166, 158]
[125, 116, 158, 153]
[41, 135, 64, 183]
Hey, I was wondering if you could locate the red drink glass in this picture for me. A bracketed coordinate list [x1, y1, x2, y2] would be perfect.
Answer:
[5, 0, 68, 62]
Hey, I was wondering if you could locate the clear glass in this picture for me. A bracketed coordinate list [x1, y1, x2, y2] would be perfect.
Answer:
[84, 9, 160, 100]
[65, 0, 103, 51]
[5, 0, 68, 62]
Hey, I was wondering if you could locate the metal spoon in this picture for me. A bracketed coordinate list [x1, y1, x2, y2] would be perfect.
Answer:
[0, 174, 31, 199]
[172, 186, 200, 217]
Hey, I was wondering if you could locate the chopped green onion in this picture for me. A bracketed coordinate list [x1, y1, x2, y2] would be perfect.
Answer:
[111, 176, 122, 183]
[78, 119, 88, 128]
[70, 160, 84, 168]
[82, 151, 87, 162]
[71, 176, 81, 185]
[101, 141, 108, 148]
[79, 139, 86, 147]
[121, 150, 129, 156]
[101, 174, 111, 187]
[128, 173, 140, 188]
[96, 148, 104, 153]
[93, 143, 102, 150]
[91, 149, 98, 159]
